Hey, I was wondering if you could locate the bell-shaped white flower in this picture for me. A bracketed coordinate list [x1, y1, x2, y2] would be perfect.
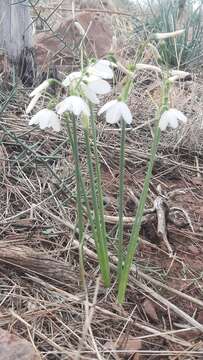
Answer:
[136, 63, 162, 73]
[159, 108, 187, 131]
[98, 100, 132, 124]
[81, 76, 111, 104]
[87, 60, 114, 79]
[29, 79, 51, 97]
[56, 96, 90, 117]
[153, 29, 185, 40]
[62, 72, 111, 104]
[29, 109, 60, 132]
[62, 72, 82, 87]
[26, 93, 41, 114]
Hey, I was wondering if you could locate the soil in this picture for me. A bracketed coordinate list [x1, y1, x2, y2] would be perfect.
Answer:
[0, 85, 202, 359]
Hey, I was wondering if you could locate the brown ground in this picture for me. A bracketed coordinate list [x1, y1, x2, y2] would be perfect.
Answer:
[0, 78, 202, 360]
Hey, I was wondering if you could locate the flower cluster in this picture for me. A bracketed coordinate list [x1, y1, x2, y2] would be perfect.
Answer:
[26, 59, 134, 131]
[26, 60, 117, 131]
[26, 29, 189, 133]
[25, 29, 192, 302]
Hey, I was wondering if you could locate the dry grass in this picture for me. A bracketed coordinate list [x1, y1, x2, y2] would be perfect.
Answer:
[0, 2, 203, 359]
[0, 74, 202, 359]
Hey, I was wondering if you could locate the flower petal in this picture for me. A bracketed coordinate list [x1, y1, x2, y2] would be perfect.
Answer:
[170, 70, 190, 78]
[106, 104, 121, 124]
[51, 116, 61, 132]
[29, 109, 53, 127]
[29, 80, 50, 97]
[171, 109, 187, 123]
[98, 100, 117, 116]
[88, 61, 114, 79]
[136, 63, 162, 73]
[29, 109, 60, 131]
[88, 79, 111, 95]
[120, 103, 133, 124]
[159, 111, 171, 131]
[153, 29, 185, 40]
[56, 96, 90, 117]
[159, 108, 187, 131]
[26, 93, 41, 114]
[169, 117, 178, 129]
[81, 83, 100, 104]
[62, 71, 82, 87]
[96, 59, 117, 68]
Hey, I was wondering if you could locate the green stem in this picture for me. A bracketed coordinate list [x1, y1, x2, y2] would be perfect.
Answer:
[65, 117, 100, 256]
[117, 119, 126, 279]
[89, 110, 108, 247]
[84, 128, 110, 287]
[117, 80, 170, 303]
[117, 120, 161, 303]
[66, 116, 85, 286]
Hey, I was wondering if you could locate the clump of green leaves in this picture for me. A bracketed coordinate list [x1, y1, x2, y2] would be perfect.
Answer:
[134, 0, 203, 67]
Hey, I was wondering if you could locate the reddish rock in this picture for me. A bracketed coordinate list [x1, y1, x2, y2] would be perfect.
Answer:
[0, 328, 41, 360]
[34, 11, 114, 73]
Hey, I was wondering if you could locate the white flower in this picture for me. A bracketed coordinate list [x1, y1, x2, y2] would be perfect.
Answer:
[81, 76, 111, 104]
[153, 29, 185, 40]
[29, 109, 60, 132]
[159, 108, 187, 131]
[29, 80, 51, 97]
[26, 93, 41, 114]
[62, 72, 82, 87]
[136, 63, 162, 73]
[56, 96, 90, 117]
[168, 69, 190, 82]
[98, 100, 132, 124]
[87, 60, 114, 79]
[62, 72, 111, 104]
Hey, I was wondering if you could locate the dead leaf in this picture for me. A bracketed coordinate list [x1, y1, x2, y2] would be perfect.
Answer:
[105, 335, 142, 358]
[188, 245, 200, 256]
[143, 299, 159, 322]
[197, 311, 203, 325]
[191, 177, 203, 186]
[133, 354, 140, 360]
[0, 328, 41, 360]
[176, 328, 200, 341]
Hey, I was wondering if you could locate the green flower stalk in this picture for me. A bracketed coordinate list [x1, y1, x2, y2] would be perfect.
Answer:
[117, 78, 171, 303]
[117, 118, 126, 279]
[117, 78, 133, 279]
[84, 124, 110, 287]
[65, 115, 107, 286]
[64, 115, 85, 286]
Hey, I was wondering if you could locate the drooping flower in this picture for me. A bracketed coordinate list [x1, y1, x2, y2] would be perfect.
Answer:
[98, 100, 132, 124]
[26, 92, 41, 114]
[81, 76, 111, 104]
[29, 79, 51, 98]
[56, 96, 90, 117]
[153, 29, 185, 40]
[26, 79, 53, 113]
[62, 72, 111, 104]
[159, 108, 187, 131]
[29, 109, 60, 132]
[136, 63, 162, 73]
[87, 60, 114, 79]
[62, 72, 82, 87]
